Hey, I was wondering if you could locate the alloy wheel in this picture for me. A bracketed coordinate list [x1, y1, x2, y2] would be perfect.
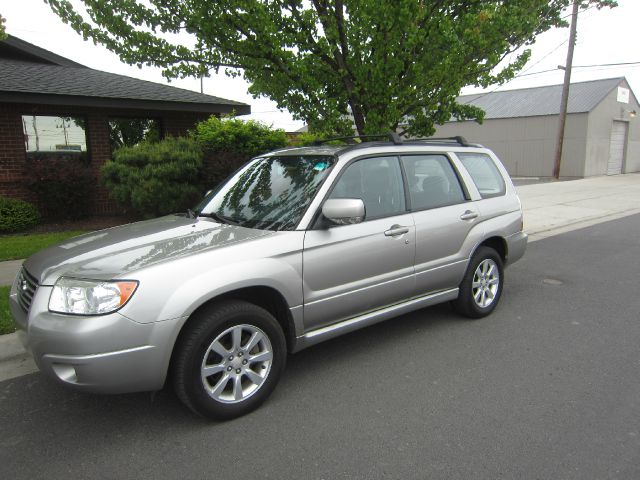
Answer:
[200, 324, 273, 404]
[472, 259, 500, 308]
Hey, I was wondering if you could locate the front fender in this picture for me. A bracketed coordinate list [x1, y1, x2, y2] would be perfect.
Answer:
[156, 257, 303, 321]
[117, 231, 305, 325]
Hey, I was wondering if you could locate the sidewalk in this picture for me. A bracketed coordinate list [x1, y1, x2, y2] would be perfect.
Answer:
[517, 173, 640, 241]
[1, 173, 639, 382]
[0, 259, 22, 285]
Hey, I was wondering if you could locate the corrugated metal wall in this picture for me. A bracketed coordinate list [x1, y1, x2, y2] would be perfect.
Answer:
[432, 113, 588, 177]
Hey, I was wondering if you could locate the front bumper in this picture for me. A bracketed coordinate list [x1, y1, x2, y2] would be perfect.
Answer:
[9, 278, 186, 394]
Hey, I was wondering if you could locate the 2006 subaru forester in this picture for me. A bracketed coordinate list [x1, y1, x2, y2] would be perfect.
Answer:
[10, 136, 527, 420]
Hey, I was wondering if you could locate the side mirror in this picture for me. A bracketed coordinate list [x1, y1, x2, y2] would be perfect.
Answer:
[205, 189, 213, 197]
[322, 198, 365, 225]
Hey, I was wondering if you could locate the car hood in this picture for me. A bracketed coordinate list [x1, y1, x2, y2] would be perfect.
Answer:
[23, 215, 275, 285]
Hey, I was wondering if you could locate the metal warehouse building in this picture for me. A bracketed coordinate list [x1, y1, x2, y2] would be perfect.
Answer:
[433, 77, 639, 178]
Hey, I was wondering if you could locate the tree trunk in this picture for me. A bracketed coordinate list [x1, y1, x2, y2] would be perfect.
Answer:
[350, 102, 366, 136]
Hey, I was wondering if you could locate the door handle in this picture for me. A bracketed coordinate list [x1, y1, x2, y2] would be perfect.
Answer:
[384, 225, 410, 237]
[460, 210, 478, 221]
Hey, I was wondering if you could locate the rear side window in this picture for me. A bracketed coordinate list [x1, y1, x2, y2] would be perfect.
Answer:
[401, 155, 466, 211]
[457, 153, 506, 198]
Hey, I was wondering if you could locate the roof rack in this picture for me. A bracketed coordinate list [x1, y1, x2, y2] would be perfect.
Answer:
[408, 136, 470, 146]
[312, 133, 471, 147]
[313, 132, 402, 146]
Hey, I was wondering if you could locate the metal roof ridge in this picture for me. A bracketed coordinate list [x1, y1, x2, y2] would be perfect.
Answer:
[458, 76, 625, 100]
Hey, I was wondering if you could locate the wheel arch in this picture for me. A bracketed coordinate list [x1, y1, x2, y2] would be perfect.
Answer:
[473, 236, 507, 263]
[165, 285, 297, 388]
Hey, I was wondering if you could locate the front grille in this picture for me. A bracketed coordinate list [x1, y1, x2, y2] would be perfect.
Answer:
[16, 268, 38, 313]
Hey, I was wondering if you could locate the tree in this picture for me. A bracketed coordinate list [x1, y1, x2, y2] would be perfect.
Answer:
[108, 118, 160, 150]
[45, 0, 616, 136]
[0, 14, 7, 41]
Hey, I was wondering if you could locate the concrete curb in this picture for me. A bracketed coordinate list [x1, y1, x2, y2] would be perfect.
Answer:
[0, 332, 26, 361]
[0, 332, 36, 382]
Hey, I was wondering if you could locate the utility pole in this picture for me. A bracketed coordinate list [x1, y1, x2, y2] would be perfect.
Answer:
[553, 0, 580, 179]
[32, 115, 40, 151]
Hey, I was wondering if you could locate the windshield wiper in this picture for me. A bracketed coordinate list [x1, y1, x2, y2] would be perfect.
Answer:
[197, 211, 240, 226]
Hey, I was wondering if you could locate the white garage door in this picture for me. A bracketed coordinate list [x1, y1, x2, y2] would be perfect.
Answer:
[607, 121, 628, 175]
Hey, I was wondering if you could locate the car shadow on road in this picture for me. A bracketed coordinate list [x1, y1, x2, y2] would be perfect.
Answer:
[0, 302, 462, 430]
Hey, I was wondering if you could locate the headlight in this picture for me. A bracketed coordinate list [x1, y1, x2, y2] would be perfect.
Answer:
[49, 277, 138, 315]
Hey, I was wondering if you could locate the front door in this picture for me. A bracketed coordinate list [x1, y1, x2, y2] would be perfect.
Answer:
[303, 156, 415, 331]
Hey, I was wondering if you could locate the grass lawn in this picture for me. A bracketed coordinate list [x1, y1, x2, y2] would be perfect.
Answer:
[0, 286, 15, 335]
[0, 231, 86, 262]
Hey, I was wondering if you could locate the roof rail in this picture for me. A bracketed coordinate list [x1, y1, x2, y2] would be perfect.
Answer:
[409, 136, 470, 146]
[313, 132, 403, 146]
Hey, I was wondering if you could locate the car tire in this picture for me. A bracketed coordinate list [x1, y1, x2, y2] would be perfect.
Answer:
[172, 300, 286, 420]
[453, 246, 504, 319]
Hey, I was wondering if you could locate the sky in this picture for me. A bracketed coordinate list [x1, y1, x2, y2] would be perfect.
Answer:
[2, 0, 639, 131]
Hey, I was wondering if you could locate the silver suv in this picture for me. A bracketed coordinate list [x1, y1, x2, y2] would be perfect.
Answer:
[10, 136, 527, 420]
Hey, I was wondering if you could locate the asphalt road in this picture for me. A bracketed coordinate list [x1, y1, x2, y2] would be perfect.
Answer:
[2, 215, 640, 479]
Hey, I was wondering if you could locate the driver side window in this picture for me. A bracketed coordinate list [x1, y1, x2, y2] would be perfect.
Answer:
[329, 156, 405, 220]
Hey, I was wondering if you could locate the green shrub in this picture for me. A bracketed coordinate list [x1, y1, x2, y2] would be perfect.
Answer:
[194, 117, 288, 157]
[193, 117, 288, 188]
[27, 157, 94, 220]
[102, 136, 204, 218]
[0, 197, 40, 233]
[289, 131, 319, 146]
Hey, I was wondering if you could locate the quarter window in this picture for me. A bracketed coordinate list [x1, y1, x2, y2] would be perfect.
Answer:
[330, 156, 405, 219]
[401, 155, 466, 210]
[457, 153, 506, 198]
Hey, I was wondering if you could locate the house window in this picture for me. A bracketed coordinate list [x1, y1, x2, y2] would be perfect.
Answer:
[22, 115, 88, 158]
[108, 117, 161, 150]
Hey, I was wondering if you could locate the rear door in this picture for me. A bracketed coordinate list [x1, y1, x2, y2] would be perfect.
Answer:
[454, 151, 518, 221]
[401, 154, 478, 296]
[303, 156, 415, 331]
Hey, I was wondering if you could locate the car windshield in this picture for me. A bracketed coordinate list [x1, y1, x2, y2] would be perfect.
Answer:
[197, 155, 335, 231]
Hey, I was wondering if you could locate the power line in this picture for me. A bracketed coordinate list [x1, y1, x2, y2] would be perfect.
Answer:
[560, 3, 600, 19]
[574, 61, 640, 68]
[520, 39, 569, 75]
[463, 38, 571, 104]
[516, 60, 640, 78]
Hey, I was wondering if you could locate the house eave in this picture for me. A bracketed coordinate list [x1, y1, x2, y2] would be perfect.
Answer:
[0, 91, 251, 115]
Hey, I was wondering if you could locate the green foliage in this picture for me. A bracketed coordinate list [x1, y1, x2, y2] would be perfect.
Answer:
[102, 136, 204, 218]
[27, 157, 94, 220]
[0, 286, 14, 335]
[45, 1, 616, 137]
[0, 231, 86, 261]
[289, 132, 320, 147]
[289, 131, 370, 146]
[109, 118, 161, 150]
[0, 197, 40, 234]
[193, 116, 287, 188]
[194, 117, 288, 157]
[0, 14, 7, 41]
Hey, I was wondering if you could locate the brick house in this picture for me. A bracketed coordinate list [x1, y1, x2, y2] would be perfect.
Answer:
[0, 35, 250, 215]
